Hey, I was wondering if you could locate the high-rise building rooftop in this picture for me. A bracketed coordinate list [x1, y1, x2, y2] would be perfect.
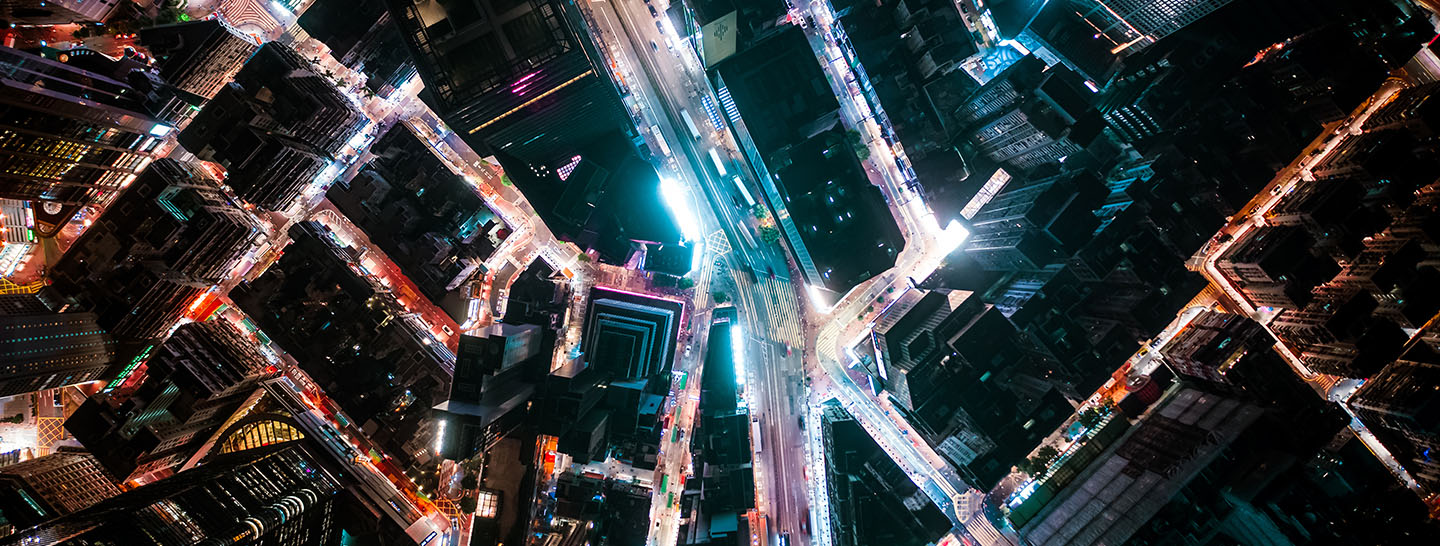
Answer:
[580, 287, 683, 380]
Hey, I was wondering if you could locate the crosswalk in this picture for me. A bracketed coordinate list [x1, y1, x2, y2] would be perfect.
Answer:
[733, 271, 806, 348]
[691, 230, 732, 309]
[815, 321, 841, 363]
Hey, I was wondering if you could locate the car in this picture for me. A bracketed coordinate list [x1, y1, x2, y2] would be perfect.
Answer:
[656, 20, 664, 33]
[648, 5, 658, 16]
[651, 40, 660, 52]
[441, 324, 455, 336]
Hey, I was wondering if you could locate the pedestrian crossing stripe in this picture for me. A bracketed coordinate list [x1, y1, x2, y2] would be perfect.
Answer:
[706, 230, 732, 255]
[738, 276, 805, 347]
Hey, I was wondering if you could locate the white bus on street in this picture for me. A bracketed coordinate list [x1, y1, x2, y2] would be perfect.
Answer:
[709, 148, 727, 177]
[733, 176, 755, 206]
[680, 109, 702, 140]
[752, 419, 763, 453]
[651, 125, 671, 156]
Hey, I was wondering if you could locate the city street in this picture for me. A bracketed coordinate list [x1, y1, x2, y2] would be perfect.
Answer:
[1189, 77, 1425, 495]
[205, 18, 790, 545]
[0, 23, 139, 57]
[792, 0, 977, 533]
[567, 1, 825, 543]
[6, 0, 959, 544]
[648, 307, 712, 545]
[7, 1, 1438, 545]
[580, 1, 840, 544]
[209, 301, 453, 543]
[746, 334, 810, 542]
[579, 0, 972, 543]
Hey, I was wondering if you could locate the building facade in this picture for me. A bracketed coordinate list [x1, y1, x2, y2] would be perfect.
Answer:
[0, 46, 173, 234]
[1012, 387, 1264, 546]
[64, 321, 274, 485]
[1, 444, 346, 545]
[140, 20, 260, 102]
[0, 447, 122, 529]
[1348, 355, 1440, 490]
[0, 199, 35, 276]
[385, 0, 631, 166]
[48, 158, 264, 361]
[0, 294, 113, 397]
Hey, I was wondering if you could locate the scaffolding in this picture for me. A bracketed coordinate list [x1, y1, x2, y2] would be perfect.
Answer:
[0, 278, 43, 294]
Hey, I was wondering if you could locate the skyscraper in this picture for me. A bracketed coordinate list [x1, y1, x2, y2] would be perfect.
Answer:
[956, 55, 1108, 173]
[1092, 0, 1235, 46]
[964, 170, 1107, 272]
[871, 289, 979, 409]
[65, 321, 274, 485]
[1347, 353, 1440, 491]
[1011, 0, 1235, 84]
[0, 293, 114, 397]
[1008, 386, 1264, 545]
[436, 324, 545, 461]
[1158, 310, 1273, 384]
[821, 401, 953, 546]
[297, 0, 419, 100]
[48, 158, 264, 358]
[0, 46, 174, 234]
[184, 123, 329, 212]
[385, 0, 631, 166]
[178, 42, 365, 211]
[580, 287, 683, 380]
[226, 43, 368, 158]
[1214, 226, 1338, 311]
[140, 20, 260, 103]
[456, 323, 542, 386]
[432, 339, 539, 461]
[0, 444, 345, 545]
[868, 289, 1071, 487]
[0, 447, 122, 529]
[0, 0, 121, 25]
[325, 124, 503, 309]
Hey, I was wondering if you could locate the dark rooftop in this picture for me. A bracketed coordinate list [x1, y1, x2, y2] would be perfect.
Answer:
[775, 125, 905, 293]
[580, 287, 684, 380]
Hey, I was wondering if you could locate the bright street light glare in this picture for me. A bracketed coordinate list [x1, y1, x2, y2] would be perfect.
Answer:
[732, 322, 745, 387]
[806, 283, 836, 313]
[689, 240, 704, 273]
[659, 176, 703, 242]
[935, 219, 968, 255]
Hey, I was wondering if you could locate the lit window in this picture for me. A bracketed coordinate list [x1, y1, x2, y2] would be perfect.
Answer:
[475, 490, 500, 518]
